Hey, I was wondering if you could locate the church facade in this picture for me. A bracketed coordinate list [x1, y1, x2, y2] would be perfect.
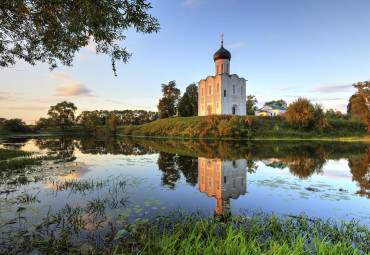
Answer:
[198, 37, 247, 116]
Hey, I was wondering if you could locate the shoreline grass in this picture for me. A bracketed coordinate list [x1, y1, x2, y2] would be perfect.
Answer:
[1, 208, 368, 254]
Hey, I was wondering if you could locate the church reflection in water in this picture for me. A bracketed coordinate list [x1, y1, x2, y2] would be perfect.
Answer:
[198, 157, 247, 214]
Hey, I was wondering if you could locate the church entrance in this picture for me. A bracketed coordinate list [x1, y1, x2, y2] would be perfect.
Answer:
[207, 105, 212, 115]
[232, 104, 239, 115]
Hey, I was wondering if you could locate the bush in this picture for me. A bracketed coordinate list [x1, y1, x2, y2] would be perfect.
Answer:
[285, 98, 328, 132]
[0, 118, 30, 132]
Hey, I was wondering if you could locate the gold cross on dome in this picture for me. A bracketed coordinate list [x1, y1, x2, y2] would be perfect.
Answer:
[221, 33, 224, 43]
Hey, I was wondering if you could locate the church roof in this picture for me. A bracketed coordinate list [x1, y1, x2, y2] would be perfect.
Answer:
[213, 44, 231, 62]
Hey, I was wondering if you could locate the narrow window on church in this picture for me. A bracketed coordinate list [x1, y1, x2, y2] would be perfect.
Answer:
[233, 85, 235, 94]
[217, 83, 219, 93]
[226, 64, 229, 73]
[224, 90, 226, 97]
[224, 176, 227, 184]
[209, 86, 211, 95]
[233, 179, 236, 189]
[221, 64, 224, 73]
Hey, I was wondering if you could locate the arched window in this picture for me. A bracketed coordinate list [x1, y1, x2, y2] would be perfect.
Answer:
[232, 106, 236, 115]
[224, 176, 227, 184]
[217, 83, 219, 93]
[209, 86, 211, 95]
[221, 64, 224, 73]
[224, 90, 226, 97]
[233, 85, 235, 94]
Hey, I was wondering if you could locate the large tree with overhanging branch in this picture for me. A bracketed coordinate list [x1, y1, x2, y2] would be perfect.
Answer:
[0, 0, 160, 75]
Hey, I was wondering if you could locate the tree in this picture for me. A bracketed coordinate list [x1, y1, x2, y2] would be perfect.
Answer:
[158, 81, 181, 119]
[34, 117, 52, 131]
[0, 118, 30, 132]
[0, 1, 160, 75]
[178, 83, 198, 117]
[264, 99, 287, 108]
[106, 113, 120, 134]
[350, 81, 370, 132]
[347, 94, 356, 118]
[285, 98, 328, 132]
[246, 95, 258, 115]
[324, 108, 345, 119]
[81, 113, 100, 134]
[47, 101, 77, 131]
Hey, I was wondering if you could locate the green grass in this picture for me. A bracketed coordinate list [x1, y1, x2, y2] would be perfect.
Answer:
[120, 115, 368, 140]
[112, 210, 369, 254]
[1, 207, 368, 254]
[0, 148, 31, 160]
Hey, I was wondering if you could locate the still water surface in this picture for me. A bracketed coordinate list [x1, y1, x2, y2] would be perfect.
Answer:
[0, 137, 369, 232]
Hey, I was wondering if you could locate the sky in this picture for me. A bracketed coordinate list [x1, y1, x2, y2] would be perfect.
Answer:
[1, 0, 370, 123]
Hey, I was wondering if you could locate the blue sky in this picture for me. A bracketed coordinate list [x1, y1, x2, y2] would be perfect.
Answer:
[1, 0, 370, 123]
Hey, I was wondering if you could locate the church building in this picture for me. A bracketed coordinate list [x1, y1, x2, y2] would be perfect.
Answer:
[198, 35, 247, 116]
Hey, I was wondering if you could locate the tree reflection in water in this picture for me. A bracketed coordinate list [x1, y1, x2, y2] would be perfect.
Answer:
[283, 145, 328, 179]
[5, 137, 368, 201]
[35, 137, 76, 161]
[348, 147, 370, 198]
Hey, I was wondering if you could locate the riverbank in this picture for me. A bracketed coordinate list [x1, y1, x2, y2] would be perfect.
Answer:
[121, 115, 369, 141]
[1, 206, 368, 254]
[1, 116, 368, 141]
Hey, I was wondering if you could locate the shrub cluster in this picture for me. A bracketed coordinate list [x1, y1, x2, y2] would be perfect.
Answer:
[0, 118, 31, 132]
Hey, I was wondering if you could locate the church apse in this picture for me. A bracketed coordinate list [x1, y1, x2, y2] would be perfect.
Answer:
[198, 157, 247, 214]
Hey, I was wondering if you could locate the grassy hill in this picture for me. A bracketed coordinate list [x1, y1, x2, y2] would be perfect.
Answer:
[120, 115, 367, 140]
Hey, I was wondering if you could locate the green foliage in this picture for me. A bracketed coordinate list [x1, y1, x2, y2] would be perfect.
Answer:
[0, 118, 30, 132]
[285, 98, 329, 132]
[246, 94, 258, 115]
[0, 148, 30, 160]
[47, 101, 77, 131]
[34, 117, 53, 131]
[77, 109, 158, 126]
[0, 0, 160, 75]
[106, 113, 121, 134]
[324, 108, 347, 119]
[158, 81, 181, 119]
[124, 115, 366, 140]
[264, 99, 287, 108]
[112, 210, 369, 254]
[178, 83, 198, 117]
[80, 112, 100, 133]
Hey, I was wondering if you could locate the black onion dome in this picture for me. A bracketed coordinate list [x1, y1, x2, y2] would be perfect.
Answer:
[213, 44, 231, 62]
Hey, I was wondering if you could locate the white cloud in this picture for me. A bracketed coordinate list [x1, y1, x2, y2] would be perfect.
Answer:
[227, 42, 247, 48]
[312, 84, 353, 93]
[52, 83, 92, 97]
[47, 72, 72, 81]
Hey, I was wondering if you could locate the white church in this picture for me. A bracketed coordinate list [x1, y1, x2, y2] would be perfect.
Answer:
[198, 35, 247, 116]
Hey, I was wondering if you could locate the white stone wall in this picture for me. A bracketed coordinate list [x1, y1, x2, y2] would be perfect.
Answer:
[198, 74, 246, 116]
